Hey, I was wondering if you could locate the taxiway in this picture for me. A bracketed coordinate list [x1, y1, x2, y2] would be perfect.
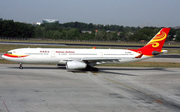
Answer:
[0, 64, 180, 112]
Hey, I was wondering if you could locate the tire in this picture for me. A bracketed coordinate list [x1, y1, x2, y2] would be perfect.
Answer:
[19, 66, 23, 69]
[93, 68, 98, 71]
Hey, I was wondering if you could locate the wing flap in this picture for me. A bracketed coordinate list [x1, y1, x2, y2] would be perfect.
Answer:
[63, 57, 134, 65]
[82, 57, 133, 60]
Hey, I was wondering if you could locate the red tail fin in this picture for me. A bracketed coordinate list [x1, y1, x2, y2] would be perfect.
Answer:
[131, 28, 170, 56]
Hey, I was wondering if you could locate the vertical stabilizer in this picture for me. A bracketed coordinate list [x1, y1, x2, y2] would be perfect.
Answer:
[131, 28, 170, 56]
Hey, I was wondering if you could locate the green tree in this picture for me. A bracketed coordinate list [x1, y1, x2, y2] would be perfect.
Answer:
[44, 30, 54, 38]
[128, 27, 156, 41]
[95, 30, 106, 40]
[88, 23, 94, 30]
[106, 33, 114, 41]
[168, 28, 176, 41]
[0, 18, 3, 36]
[176, 31, 180, 41]
[2, 20, 16, 37]
[52, 31, 61, 39]
[35, 26, 44, 38]
[0, 19, 35, 38]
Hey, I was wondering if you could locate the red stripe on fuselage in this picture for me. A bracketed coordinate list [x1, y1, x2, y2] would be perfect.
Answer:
[3, 54, 29, 58]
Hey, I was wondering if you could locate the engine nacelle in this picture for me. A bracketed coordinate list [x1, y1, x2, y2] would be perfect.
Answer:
[66, 61, 87, 70]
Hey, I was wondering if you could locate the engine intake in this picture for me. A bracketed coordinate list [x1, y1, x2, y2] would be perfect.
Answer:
[66, 61, 87, 70]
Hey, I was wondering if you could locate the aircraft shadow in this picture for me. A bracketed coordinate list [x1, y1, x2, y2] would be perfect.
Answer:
[100, 67, 175, 72]
[97, 67, 175, 75]
[8, 66, 174, 76]
[98, 70, 136, 76]
[99, 67, 166, 71]
[155, 55, 180, 58]
[9, 66, 66, 70]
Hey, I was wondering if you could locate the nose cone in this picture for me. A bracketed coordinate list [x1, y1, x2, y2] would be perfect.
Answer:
[2, 54, 5, 58]
[2, 54, 6, 59]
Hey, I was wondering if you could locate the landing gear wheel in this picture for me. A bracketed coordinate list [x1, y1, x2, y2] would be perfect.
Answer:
[19, 63, 23, 69]
[92, 68, 99, 71]
[19, 66, 23, 69]
[85, 65, 98, 71]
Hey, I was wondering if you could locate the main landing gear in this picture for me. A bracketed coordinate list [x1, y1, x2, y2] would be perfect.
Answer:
[91, 67, 98, 71]
[19, 63, 23, 69]
[85, 65, 99, 71]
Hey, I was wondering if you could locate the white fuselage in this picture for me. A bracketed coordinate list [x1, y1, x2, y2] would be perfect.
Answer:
[2, 48, 151, 64]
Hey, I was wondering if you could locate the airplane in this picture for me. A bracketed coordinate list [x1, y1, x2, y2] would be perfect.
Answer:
[2, 28, 170, 71]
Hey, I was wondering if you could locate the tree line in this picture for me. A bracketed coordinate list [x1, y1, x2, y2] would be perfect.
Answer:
[0, 18, 35, 38]
[1, 18, 180, 41]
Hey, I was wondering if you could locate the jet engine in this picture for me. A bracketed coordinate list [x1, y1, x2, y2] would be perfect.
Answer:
[66, 61, 87, 70]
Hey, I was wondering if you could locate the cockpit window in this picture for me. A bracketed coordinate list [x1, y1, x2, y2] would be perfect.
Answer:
[7, 52, 12, 54]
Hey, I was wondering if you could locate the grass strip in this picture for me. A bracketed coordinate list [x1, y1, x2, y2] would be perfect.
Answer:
[0, 59, 180, 68]
[101, 62, 180, 68]
[0, 39, 179, 47]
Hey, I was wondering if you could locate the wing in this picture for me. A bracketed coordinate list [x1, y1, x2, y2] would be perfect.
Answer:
[63, 57, 135, 65]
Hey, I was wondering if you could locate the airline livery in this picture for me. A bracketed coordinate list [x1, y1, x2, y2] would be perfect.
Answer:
[2, 28, 170, 71]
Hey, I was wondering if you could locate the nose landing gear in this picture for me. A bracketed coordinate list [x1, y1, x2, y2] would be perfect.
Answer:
[19, 63, 23, 69]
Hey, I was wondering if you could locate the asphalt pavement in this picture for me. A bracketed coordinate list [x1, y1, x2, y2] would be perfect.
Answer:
[0, 65, 180, 112]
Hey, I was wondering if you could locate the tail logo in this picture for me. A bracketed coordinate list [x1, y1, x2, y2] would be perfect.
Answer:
[151, 42, 159, 48]
[148, 31, 167, 48]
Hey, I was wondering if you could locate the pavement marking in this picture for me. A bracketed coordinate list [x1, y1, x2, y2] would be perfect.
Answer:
[3, 101, 9, 112]
[104, 77, 165, 103]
